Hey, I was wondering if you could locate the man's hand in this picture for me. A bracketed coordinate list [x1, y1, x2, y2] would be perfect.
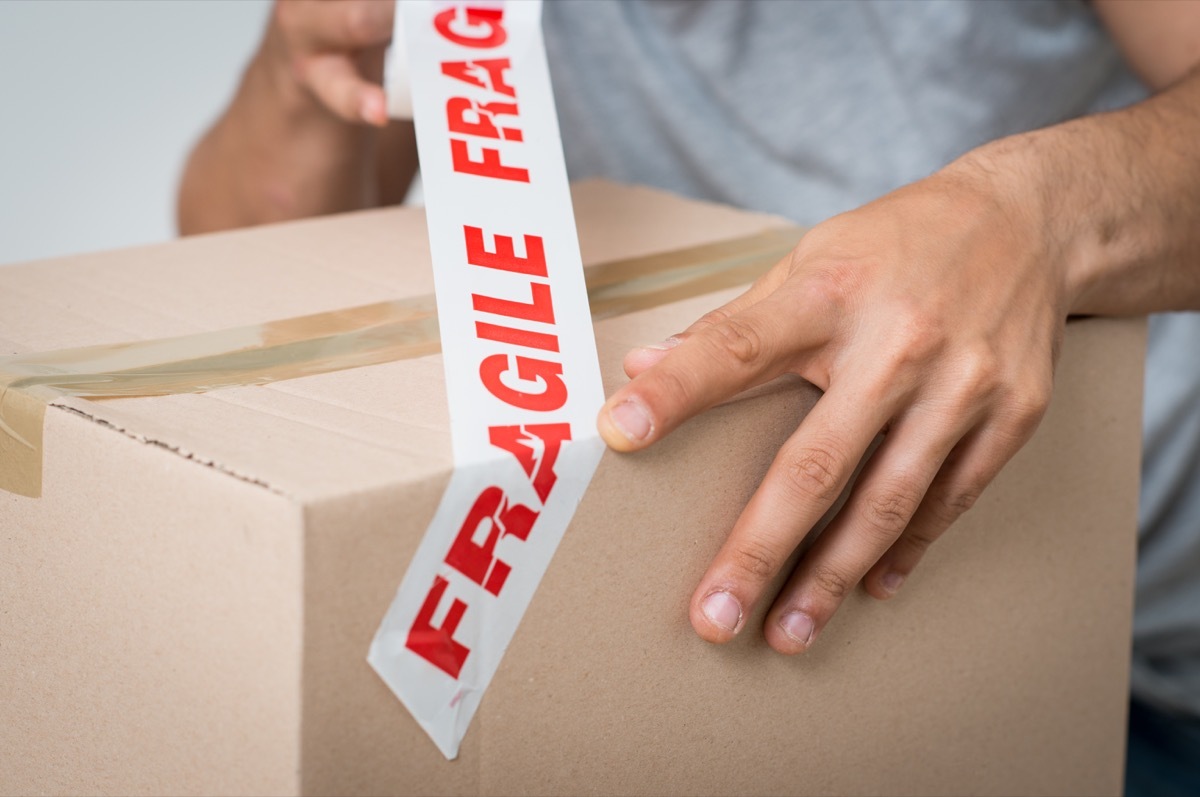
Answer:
[179, 0, 417, 235]
[598, 0, 1200, 653]
[269, 0, 394, 126]
[598, 160, 1068, 653]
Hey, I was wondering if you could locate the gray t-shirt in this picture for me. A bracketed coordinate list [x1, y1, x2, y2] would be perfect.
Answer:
[543, 0, 1200, 717]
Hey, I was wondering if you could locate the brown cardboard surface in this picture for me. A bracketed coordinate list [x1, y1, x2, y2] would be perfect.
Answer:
[0, 404, 304, 796]
[0, 181, 1142, 796]
[0, 226, 804, 498]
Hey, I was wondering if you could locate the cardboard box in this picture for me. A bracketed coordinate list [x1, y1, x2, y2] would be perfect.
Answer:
[0, 181, 1141, 796]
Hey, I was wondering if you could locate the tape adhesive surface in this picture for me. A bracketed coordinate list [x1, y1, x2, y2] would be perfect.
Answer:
[367, 0, 603, 759]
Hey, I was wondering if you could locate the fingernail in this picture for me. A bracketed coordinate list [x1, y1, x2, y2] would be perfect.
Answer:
[641, 336, 681, 352]
[701, 591, 742, 633]
[880, 571, 905, 596]
[609, 400, 652, 442]
[779, 611, 815, 647]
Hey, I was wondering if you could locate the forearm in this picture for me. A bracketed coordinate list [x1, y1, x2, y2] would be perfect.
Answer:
[962, 66, 1200, 316]
[177, 26, 379, 235]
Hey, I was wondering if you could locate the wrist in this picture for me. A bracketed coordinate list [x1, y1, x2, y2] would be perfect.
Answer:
[946, 129, 1100, 315]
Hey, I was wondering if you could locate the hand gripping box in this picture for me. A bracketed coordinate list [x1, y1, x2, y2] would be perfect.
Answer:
[0, 181, 1141, 797]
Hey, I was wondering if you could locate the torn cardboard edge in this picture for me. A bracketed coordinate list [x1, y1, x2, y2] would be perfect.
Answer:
[0, 226, 803, 499]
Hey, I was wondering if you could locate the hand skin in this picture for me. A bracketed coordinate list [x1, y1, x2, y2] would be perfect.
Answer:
[178, 0, 417, 235]
[597, 0, 1200, 655]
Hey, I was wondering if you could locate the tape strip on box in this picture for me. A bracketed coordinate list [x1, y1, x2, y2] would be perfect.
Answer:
[0, 228, 801, 495]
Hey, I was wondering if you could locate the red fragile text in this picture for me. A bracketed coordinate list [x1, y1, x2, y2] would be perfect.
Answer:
[434, 7, 528, 182]
[406, 220, 574, 679]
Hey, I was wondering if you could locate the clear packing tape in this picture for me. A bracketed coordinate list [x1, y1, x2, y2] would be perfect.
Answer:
[0, 226, 804, 499]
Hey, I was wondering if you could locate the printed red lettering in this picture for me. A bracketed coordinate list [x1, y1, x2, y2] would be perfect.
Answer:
[433, 6, 506, 49]
[489, 423, 571, 503]
[480, 354, 567, 412]
[406, 576, 470, 679]
[450, 138, 529, 182]
[447, 97, 523, 141]
[441, 58, 516, 98]
[446, 486, 538, 596]
[473, 281, 554, 324]
[475, 322, 559, 352]
[464, 226, 547, 276]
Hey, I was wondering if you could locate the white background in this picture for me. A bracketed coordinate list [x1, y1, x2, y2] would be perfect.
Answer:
[0, 0, 271, 267]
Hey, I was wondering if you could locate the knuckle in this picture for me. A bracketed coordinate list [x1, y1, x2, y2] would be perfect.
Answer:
[959, 346, 1002, 397]
[901, 526, 940, 556]
[780, 444, 844, 504]
[952, 487, 983, 514]
[941, 481, 984, 518]
[861, 486, 922, 540]
[805, 264, 857, 312]
[730, 541, 780, 581]
[810, 563, 855, 601]
[1008, 378, 1052, 430]
[691, 307, 732, 334]
[889, 305, 942, 364]
[941, 347, 1002, 417]
[709, 317, 766, 366]
[868, 308, 946, 387]
[655, 365, 693, 401]
[643, 365, 696, 411]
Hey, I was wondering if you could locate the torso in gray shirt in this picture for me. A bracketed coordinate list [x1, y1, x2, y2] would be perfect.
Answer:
[543, 0, 1200, 717]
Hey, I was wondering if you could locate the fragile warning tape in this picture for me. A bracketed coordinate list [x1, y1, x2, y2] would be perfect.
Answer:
[367, 0, 604, 759]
